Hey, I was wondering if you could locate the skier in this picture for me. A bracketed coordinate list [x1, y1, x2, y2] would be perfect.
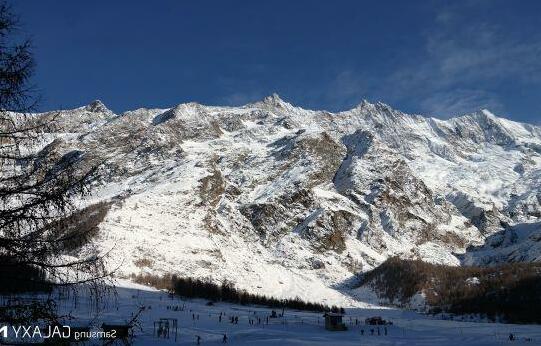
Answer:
[196, 335, 201, 345]
[222, 334, 228, 343]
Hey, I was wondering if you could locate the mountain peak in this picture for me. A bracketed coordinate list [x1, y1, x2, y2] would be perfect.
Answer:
[351, 99, 395, 112]
[480, 109, 495, 116]
[479, 109, 498, 121]
[353, 99, 373, 109]
[85, 100, 110, 114]
[460, 109, 501, 126]
[260, 93, 293, 109]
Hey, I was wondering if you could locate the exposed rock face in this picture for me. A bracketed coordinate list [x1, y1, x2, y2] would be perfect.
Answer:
[461, 221, 541, 265]
[299, 209, 358, 253]
[240, 202, 288, 241]
[283, 131, 346, 187]
[334, 131, 475, 257]
[200, 163, 225, 207]
[19, 96, 541, 305]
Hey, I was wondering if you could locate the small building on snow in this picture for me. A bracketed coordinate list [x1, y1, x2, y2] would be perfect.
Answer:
[323, 312, 347, 331]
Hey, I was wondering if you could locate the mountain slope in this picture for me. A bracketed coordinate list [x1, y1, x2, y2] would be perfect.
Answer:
[26, 95, 541, 305]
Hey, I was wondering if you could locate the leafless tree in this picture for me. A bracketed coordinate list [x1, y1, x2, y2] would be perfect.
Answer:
[0, 2, 112, 320]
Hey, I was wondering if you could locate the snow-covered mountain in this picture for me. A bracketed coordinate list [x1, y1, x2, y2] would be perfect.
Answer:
[32, 95, 541, 305]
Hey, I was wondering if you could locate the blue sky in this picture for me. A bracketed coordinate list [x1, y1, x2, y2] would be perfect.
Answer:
[13, 0, 541, 123]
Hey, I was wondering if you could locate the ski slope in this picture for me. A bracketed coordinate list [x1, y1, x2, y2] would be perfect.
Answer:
[41, 281, 540, 345]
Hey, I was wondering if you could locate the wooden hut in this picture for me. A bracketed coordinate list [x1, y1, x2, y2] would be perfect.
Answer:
[323, 312, 347, 331]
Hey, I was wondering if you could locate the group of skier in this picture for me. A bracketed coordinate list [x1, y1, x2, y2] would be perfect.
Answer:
[360, 326, 388, 336]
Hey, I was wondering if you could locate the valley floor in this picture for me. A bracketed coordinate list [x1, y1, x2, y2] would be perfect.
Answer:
[35, 281, 540, 345]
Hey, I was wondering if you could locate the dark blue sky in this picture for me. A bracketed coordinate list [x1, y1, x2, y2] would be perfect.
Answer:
[12, 0, 541, 123]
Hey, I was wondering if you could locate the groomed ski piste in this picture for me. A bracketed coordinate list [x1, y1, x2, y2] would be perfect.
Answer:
[7, 280, 537, 346]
